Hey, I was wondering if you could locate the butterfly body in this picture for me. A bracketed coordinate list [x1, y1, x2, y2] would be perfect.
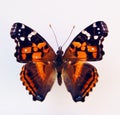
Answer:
[54, 46, 64, 85]
[10, 21, 108, 102]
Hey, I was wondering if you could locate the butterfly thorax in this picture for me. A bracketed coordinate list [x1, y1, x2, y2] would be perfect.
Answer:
[55, 46, 63, 85]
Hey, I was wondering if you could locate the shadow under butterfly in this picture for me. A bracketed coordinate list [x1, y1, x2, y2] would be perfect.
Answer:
[10, 21, 108, 102]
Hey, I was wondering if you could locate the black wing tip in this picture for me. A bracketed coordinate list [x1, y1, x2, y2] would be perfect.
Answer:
[96, 21, 109, 36]
[10, 22, 23, 38]
[101, 21, 108, 36]
[90, 21, 108, 37]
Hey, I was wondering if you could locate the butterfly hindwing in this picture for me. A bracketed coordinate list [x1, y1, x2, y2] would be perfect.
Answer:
[64, 21, 108, 61]
[20, 62, 56, 101]
[63, 61, 98, 102]
[10, 23, 56, 101]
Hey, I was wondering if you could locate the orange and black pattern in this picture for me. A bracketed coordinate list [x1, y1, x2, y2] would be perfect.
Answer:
[10, 21, 108, 102]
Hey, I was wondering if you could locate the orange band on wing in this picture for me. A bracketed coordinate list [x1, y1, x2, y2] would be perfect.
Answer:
[81, 70, 98, 97]
[77, 51, 87, 60]
[21, 47, 32, 53]
[21, 54, 27, 60]
[73, 62, 84, 82]
[92, 52, 97, 58]
[38, 42, 46, 49]
[35, 62, 46, 81]
[87, 46, 97, 52]
[72, 41, 81, 48]
[32, 52, 42, 60]
[20, 66, 37, 96]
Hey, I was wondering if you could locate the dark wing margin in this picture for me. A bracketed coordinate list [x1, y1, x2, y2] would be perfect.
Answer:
[64, 21, 108, 61]
[10, 23, 55, 63]
[63, 61, 98, 102]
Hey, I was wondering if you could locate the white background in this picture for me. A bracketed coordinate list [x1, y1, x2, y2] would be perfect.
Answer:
[0, 0, 120, 115]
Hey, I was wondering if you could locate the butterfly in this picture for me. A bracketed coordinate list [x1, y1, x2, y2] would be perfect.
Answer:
[10, 21, 108, 102]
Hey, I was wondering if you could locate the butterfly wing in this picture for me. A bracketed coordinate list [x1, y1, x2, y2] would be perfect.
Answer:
[64, 21, 108, 61]
[10, 23, 55, 63]
[10, 23, 56, 101]
[20, 62, 56, 101]
[63, 21, 108, 102]
[63, 62, 98, 102]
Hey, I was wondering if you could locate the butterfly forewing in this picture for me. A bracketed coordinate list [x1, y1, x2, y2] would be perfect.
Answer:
[64, 21, 108, 61]
[10, 23, 56, 63]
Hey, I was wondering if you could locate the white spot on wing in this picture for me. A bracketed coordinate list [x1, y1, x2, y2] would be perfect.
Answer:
[97, 28, 100, 30]
[28, 31, 37, 39]
[91, 47, 95, 51]
[18, 29, 21, 32]
[94, 35, 98, 39]
[20, 37, 25, 41]
[98, 32, 101, 34]
[24, 48, 28, 52]
[18, 42, 20, 47]
[93, 23, 97, 27]
[82, 30, 91, 39]
[21, 24, 25, 29]
[18, 33, 21, 36]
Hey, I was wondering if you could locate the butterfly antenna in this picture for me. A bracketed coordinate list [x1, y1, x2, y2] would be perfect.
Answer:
[62, 25, 75, 47]
[49, 24, 59, 48]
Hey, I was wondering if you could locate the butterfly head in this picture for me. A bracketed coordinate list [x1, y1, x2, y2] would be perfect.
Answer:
[56, 46, 63, 56]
